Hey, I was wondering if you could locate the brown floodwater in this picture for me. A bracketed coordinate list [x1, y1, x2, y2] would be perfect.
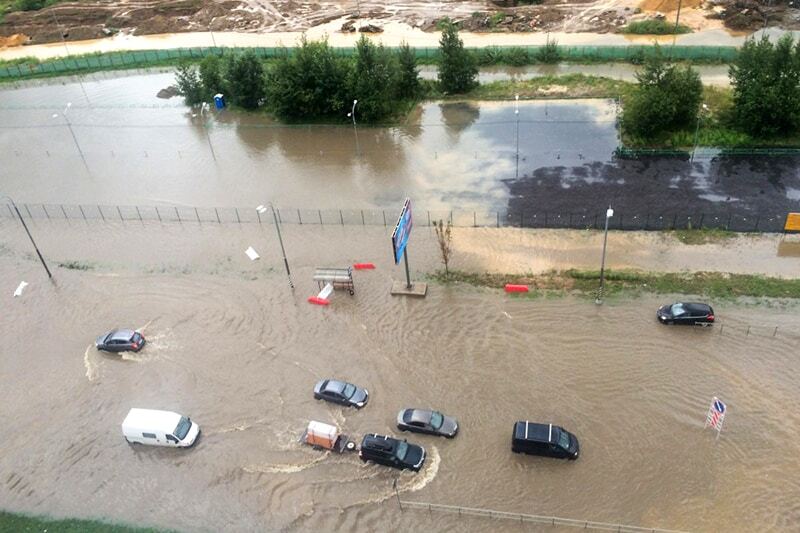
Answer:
[1, 220, 800, 532]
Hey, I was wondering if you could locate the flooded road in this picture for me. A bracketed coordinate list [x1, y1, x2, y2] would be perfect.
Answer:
[2, 71, 800, 222]
[2, 220, 800, 532]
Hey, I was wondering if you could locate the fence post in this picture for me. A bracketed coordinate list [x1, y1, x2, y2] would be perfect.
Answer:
[117, 206, 123, 221]
[318, 209, 323, 224]
[383, 210, 386, 226]
[726, 213, 732, 230]
[699, 213, 705, 228]
[473, 211, 477, 227]
[746, 325, 750, 336]
[645, 213, 650, 230]
[79, 205, 86, 220]
[195, 207, 200, 223]
[361, 210, 365, 225]
[60, 204, 67, 219]
[774, 326, 778, 337]
[427, 211, 430, 227]
[176, 207, 182, 222]
[339, 209, 344, 225]
[497, 211, 500, 228]
[215, 208, 220, 224]
[155, 206, 161, 222]
[137, 206, 143, 222]
[672, 214, 678, 230]
[234, 207, 240, 224]
[754, 215, 760, 232]
[298, 209, 303, 224]
[42, 204, 50, 219]
[98, 205, 104, 221]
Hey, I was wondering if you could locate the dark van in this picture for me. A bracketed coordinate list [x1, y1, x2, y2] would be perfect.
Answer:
[359, 434, 426, 471]
[511, 421, 579, 460]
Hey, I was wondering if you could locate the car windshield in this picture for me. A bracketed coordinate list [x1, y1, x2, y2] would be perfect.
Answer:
[174, 417, 192, 440]
[342, 383, 356, 398]
[670, 303, 687, 316]
[557, 429, 570, 450]
[396, 441, 409, 461]
[430, 411, 444, 429]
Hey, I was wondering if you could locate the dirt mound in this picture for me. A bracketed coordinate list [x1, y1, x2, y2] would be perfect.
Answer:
[639, 0, 703, 13]
[0, 33, 30, 47]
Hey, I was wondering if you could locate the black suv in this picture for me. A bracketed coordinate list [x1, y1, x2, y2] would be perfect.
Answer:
[511, 421, 579, 460]
[657, 302, 715, 326]
[359, 434, 426, 471]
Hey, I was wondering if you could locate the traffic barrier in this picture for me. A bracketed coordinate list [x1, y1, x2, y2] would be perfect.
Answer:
[504, 284, 529, 293]
[353, 263, 375, 270]
[307, 297, 330, 306]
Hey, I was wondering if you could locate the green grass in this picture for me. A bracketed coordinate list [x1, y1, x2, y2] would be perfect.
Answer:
[622, 19, 692, 35]
[432, 269, 800, 300]
[671, 227, 737, 245]
[57, 260, 95, 270]
[465, 74, 634, 100]
[0, 510, 168, 532]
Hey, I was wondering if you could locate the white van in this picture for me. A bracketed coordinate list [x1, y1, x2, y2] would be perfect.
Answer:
[122, 408, 200, 447]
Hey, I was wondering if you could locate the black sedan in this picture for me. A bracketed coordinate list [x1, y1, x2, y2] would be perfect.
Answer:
[657, 302, 715, 326]
[313, 379, 369, 408]
[96, 329, 146, 352]
[396, 408, 458, 438]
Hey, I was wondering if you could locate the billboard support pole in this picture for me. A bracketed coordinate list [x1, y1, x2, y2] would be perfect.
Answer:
[403, 248, 412, 289]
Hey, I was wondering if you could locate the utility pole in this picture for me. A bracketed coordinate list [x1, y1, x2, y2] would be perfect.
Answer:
[514, 94, 520, 179]
[256, 204, 294, 289]
[53, 103, 91, 176]
[596, 206, 613, 305]
[2, 195, 53, 279]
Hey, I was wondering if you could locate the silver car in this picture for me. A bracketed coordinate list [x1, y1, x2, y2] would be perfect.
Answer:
[396, 408, 458, 438]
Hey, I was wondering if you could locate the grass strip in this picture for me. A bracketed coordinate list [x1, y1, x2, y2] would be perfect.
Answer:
[0, 510, 168, 532]
[432, 269, 800, 299]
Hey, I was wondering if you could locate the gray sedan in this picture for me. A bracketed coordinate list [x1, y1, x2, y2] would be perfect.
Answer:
[313, 379, 369, 408]
[96, 329, 145, 353]
[396, 408, 458, 438]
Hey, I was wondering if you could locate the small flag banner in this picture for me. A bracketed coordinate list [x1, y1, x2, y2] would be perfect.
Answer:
[704, 396, 727, 434]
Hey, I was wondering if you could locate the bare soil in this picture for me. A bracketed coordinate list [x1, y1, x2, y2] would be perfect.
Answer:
[0, 0, 798, 47]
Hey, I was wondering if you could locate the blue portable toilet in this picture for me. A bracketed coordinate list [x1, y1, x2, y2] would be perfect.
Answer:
[213, 93, 225, 109]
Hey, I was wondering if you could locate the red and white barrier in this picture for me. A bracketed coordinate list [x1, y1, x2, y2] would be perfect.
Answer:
[504, 284, 529, 293]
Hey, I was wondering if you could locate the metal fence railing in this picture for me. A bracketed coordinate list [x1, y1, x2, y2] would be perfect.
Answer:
[0, 203, 789, 233]
[0, 45, 740, 80]
[398, 500, 689, 533]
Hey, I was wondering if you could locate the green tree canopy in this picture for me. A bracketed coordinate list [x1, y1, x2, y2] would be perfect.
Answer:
[623, 46, 702, 139]
[730, 34, 800, 138]
[396, 41, 421, 99]
[199, 55, 225, 101]
[265, 37, 349, 120]
[437, 21, 478, 94]
[347, 35, 397, 122]
[225, 51, 265, 109]
[174, 63, 203, 106]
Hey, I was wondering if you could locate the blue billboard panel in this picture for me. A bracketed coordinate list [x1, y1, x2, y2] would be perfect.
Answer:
[391, 198, 413, 264]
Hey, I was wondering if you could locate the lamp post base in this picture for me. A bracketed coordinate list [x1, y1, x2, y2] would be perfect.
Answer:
[390, 281, 427, 297]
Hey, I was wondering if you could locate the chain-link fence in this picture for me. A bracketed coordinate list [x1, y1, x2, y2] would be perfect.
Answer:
[0, 202, 789, 233]
[0, 45, 739, 80]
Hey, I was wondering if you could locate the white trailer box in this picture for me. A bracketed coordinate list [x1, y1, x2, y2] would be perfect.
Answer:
[122, 408, 200, 447]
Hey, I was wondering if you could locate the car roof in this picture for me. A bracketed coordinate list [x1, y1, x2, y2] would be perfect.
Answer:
[363, 433, 397, 450]
[110, 329, 135, 341]
[324, 380, 346, 393]
[122, 408, 182, 431]
[514, 421, 552, 443]
[684, 303, 712, 312]
[408, 409, 433, 424]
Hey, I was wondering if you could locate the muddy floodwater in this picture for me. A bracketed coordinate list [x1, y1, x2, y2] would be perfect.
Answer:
[2, 72, 799, 222]
[2, 220, 800, 532]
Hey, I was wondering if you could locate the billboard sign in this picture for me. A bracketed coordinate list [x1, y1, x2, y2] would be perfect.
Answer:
[391, 198, 413, 264]
[704, 396, 727, 434]
[785, 213, 800, 232]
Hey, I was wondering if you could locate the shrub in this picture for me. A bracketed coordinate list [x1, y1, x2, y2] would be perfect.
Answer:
[225, 51, 265, 109]
[537, 36, 561, 64]
[476, 46, 505, 66]
[506, 47, 530, 66]
[438, 21, 478, 94]
[198, 55, 225, 101]
[396, 41, 421, 99]
[729, 34, 800, 138]
[622, 19, 691, 35]
[347, 35, 397, 122]
[174, 63, 204, 106]
[623, 45, 702, 139]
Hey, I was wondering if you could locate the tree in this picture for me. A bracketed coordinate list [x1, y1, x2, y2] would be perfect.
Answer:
[265, 37, 349, 120]
[622, 46, 702, 139]
[730, 34, 800, 138]
[396, 41, 421, 99]
[347, 35, 397, 122]
[225, 51, 265, 109]
[434, 219, 453, 275]
[437, 21, 477, 94]
[199, 55, 225, 101]
[174, 63, 204, 106]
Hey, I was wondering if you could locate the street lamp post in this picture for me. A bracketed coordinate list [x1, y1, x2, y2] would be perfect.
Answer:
[50, 9, 90, 105]
[256, 204, 294, 289]
[514, 94, 520, 179]
[53, 103, 90, 175]
[595, 206, 614, 305]
[347, 99, 360, 157]
[691, 103, 709, 163]
[1, 195, 53, 279]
